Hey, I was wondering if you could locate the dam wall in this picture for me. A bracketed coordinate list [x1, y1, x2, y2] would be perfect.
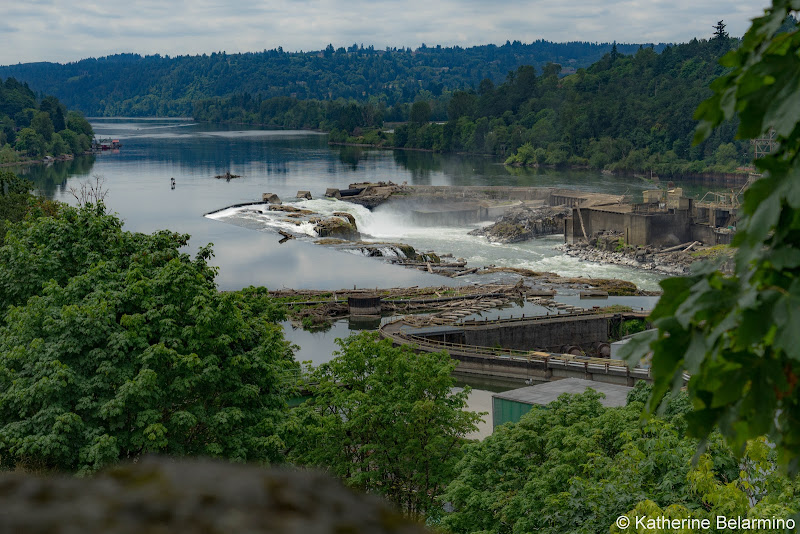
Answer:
[462, 314, 609, 352]
[565, 206, 693, 247]
[405, 185, 553, 201]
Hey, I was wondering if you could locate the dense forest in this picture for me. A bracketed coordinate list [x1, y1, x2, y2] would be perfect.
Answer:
[0, 41, 665, 117]
[0, 77, 94, 164]
[392, 38, 744, 176]
[193, 36, 746, 177]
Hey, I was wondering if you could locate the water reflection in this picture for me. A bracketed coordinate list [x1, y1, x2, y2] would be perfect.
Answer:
[16, 156, 96, 197]
[337, 146, 367, 170]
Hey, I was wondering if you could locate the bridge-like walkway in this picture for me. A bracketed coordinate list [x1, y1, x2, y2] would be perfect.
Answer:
[379, 311, 652, 386]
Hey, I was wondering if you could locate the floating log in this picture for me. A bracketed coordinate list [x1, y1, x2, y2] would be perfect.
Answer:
[655, 241, 696, 254]
[580, 290, 609, 298]
[527, 290, 556, 297]
[395, 260, 467, 268]
[215, 172, 241, 179]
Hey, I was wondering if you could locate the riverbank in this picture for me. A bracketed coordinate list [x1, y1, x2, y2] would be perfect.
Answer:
[560, 241, 735, 277]
[328, 139, 752, 187]
[0, 152, 89, 169]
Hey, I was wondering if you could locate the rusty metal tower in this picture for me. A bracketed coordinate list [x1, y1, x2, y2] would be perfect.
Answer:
[751, 128, 777, 159]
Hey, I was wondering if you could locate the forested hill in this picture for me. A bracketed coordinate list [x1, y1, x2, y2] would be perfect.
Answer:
[0, 77, 94, 163]
[193, 37, 746, 176]
[0, 41, 665, 117]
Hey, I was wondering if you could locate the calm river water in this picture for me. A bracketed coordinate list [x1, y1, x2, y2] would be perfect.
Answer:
[16, 119, 674, 436]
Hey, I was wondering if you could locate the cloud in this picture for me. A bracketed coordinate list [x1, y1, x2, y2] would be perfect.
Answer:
[0, 0, 770, 65]
[0, 22, 19, 34]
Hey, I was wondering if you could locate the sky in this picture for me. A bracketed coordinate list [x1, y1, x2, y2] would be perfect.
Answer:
[0, 0, 771, 66]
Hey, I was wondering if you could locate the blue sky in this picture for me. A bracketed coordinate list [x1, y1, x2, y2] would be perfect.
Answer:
[0, 0, 769, 65]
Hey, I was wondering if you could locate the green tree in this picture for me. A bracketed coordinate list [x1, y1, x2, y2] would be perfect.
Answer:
[441, 391, 705, 534]
[615, 439, 800, 533]
[443, 389, 800, 534]
[621, 1, 800, 471]
[714, 141, 738, 166]
[713, 20, 729, 40]
[447, 90, 477, 121]
[30, 111, 54, 142]
[13, 127, 44, 157]
[0, 203, 298, 473]
[48, 132, 68, 155]
[410, 100, 432, 125]
[66, 111, 94, 138]
[0, 171, 33, 244]
[40, 95, 66, 132]
[287, 332, 480, 520]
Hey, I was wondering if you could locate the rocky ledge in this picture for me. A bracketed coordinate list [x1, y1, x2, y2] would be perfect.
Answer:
[268, 205, 360, 240]
[561, 233, 734, 276]
[469, 206, 571, 243]
[0, 456, 426, 534]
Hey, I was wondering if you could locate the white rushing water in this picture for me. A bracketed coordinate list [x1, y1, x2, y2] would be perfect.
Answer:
[206, 198, 666, 291]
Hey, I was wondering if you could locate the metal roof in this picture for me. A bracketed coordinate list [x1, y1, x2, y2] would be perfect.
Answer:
[492, 378, 632, 408]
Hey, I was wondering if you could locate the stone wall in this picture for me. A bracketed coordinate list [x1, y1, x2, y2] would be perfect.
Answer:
[0, 457, 428, 534]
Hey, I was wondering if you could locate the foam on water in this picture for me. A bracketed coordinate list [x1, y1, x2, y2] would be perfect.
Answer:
[205, 205, 259, 220]
[206, 198, 666, 291]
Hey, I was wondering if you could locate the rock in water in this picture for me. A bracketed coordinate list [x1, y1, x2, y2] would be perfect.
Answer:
[314, 213, 360, 239]
[469, 206, 571, 243]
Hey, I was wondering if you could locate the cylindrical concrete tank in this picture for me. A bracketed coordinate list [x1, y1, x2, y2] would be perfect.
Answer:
[348, 295, 382, 316]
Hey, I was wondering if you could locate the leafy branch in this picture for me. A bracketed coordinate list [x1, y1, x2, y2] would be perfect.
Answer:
[622, 0, 800, 472]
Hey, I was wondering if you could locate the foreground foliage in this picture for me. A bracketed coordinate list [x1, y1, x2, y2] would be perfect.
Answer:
[0, 203, 297, 473]
[621, 0, 800, 471]
[442, 387, 800, 534]
[287, 332, 480, 521]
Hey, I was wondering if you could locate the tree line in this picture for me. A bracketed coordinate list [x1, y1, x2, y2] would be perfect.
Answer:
[0, 77, 94, 164]
[193, 35, 752, 177]
[0, 41, 665, 117]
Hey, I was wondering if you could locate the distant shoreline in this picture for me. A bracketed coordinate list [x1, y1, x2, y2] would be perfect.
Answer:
[1, 153, 84, 169]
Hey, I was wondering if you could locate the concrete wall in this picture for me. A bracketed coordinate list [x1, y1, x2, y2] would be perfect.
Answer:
[648, 211, 691, 246]
[462, 316, 609, 352]
[451, 353, 647, 386]
[411, 207, 483, 225]
[407, 185, 552, 202]
[567, 207, 692, 247]
[691, 224, 734, 245]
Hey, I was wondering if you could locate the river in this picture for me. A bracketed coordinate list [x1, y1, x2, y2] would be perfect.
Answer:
[16, 118, 672, 438]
